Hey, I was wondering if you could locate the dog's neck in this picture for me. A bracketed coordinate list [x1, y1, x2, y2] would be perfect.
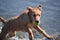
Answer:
[28, 12, 33, 23]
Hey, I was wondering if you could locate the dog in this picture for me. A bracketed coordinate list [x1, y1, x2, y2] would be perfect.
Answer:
[0, 5, 53, 40]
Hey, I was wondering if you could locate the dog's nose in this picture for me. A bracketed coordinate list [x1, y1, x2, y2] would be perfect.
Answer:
[35, 21, 39, 23]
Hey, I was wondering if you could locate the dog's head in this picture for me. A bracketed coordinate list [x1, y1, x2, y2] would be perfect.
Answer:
[27, 5, 42, 26]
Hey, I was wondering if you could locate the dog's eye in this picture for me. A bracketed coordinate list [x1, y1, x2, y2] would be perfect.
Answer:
[37, 14, 40, 16]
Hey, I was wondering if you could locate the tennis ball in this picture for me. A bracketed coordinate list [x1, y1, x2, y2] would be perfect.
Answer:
[33, 21, 40, 26]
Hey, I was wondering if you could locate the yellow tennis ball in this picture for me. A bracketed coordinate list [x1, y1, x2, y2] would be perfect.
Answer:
[33, 22, 40, 26]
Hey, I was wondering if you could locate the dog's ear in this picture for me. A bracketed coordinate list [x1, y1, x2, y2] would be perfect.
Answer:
[38, 5, 42, 11]
[27, 6, 33, 11]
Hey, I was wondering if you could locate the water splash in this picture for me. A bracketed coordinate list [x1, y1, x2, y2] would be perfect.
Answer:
[0, 22, 60, 40]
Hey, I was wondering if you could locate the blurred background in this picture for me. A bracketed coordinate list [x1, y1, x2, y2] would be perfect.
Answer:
[0, 0, 60, 40]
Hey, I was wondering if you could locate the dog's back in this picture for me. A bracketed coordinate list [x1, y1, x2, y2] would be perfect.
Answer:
[5, 11, 30, 32]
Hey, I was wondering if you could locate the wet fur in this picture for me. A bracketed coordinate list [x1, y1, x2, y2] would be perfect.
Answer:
[0, 5, 53, 40]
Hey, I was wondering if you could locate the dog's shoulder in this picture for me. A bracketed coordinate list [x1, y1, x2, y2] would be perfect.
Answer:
[22, 9, 29, 15]
[19, 9, 29, 17]
[11, 16, 19, 19]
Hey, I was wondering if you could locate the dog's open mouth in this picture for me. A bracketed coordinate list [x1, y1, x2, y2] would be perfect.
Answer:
[33, 21, 40, 26]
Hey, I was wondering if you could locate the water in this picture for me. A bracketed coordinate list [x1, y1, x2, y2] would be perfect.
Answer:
[0, 0, 60, 40]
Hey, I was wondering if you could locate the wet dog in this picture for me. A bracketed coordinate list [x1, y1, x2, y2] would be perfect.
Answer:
[0, 5, 53, 40]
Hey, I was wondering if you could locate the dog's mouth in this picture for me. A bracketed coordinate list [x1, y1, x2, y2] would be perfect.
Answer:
[33, 21, 40, 26]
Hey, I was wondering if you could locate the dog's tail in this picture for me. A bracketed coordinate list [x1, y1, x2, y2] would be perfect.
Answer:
[0, 17, 6, 24]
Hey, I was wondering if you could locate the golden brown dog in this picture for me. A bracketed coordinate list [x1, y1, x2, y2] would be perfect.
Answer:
[0, 5, 53, 40]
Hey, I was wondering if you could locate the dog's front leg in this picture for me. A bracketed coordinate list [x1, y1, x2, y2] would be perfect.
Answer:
[33, 26, 53, 39]
[27, 24, 34, 40]
[28, 28, 34, 40]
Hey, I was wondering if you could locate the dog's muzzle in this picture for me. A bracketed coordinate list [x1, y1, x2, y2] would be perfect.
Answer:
[35, 21, 39, 24]
[33, 21, 40, 26]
